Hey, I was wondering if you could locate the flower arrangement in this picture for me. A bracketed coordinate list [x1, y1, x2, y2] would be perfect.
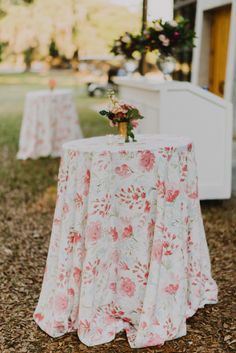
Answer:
[111, 17, 196, 59]
[99, 92, 144, 143]
[48, 78, 57, 91]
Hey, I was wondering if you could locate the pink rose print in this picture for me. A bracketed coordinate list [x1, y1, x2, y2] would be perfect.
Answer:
[165, 188, 179, 203]
[109, 282, 117, 293]
[146, 333, 164, 346]
[139, 150, 155, 171]
[54, 293, 68, 312]
[152, 240, 163, 263]
[83, 169, 91, 196]
[73, 267, 81, 284]
[109, 227, 118, 241]
[68, 288, 75, 296]
[120, 277, 136, 297]
[115, 164, 132, 177]
[165, 283, 179, 295]
[122, 225, 133, 239]
[34, 313, 44, 321]
[86, 221, 102, 242]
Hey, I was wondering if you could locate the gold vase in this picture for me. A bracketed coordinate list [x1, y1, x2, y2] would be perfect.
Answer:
[118, 122, 128, 141]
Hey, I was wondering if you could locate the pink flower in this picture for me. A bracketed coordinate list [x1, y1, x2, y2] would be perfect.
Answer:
[54, 293, 68, 312]
[109, 282, 117, 292]
[120, 277, 136, 297]
[109, 227, 118, 241]
[73, 267, 81, 284]
[165, 283, 179, 295]
[34, 313, 44, 321]
[68, 288, 75, 296]
[86, 221, 102, 242]
[165, 189, 179, 202]
[122, 225, 133, 239]
[83, 170, 90, 196]
[48, 78, 57, 90]
[131, 120, 139, 128]
[159, 34, 170, 47]
[139, 151, 155, 171]
[115, 164, 132, 177]
[152, 240, 163, 263]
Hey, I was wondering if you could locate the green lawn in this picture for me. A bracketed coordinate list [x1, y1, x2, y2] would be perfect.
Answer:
[0, 71, 113, 201]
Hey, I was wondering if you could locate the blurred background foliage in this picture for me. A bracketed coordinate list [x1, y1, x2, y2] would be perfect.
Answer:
[0, 0, 141, 69]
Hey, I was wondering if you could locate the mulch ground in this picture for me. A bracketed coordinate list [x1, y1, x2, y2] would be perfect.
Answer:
[0, 158, 235, 353]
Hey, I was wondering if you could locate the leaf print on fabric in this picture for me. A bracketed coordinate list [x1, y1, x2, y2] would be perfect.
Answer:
[83, 169, 91, 196]
[163, 229, 179, 256]
[139, 150, 155, 171]
[164, 318, 177, 338]
[159, 146, 175, 161]
[115, 185, 147, 210]
[148, 219, 155, 238]
[132, 262, 149, 285]
[122, 225, 133, 239]
[109, 227, 118, 241]
[74, 193, 83, 208]
[93, 194, 111, 217]
[152, 240, 163, 263]
[54, 293, 68, 313]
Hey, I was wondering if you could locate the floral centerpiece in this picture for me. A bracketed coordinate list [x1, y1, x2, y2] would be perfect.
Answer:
[111, 17, 196, 63]
[99, 92, 144, 143]
[48, 78, 57, 91]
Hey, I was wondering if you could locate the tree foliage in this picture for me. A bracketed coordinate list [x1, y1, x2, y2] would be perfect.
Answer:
[0, 0, 141, 65]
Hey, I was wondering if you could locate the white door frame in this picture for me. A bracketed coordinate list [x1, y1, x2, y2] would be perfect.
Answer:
[191, 0, 236, 101]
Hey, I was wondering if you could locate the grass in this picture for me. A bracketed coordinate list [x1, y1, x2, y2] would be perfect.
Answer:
[0, 71, 113, 201]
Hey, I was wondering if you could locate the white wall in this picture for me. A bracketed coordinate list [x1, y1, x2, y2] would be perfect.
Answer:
[147, 0, 173, 21]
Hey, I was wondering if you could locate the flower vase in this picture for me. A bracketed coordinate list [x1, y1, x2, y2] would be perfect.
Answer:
[118, 122, 129, 142]
[157, 55, 176, 80]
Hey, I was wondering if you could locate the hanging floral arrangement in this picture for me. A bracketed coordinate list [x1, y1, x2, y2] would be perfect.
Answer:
[111, 17, 196, 59]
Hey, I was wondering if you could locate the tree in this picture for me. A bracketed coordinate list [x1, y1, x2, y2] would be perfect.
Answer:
[0, 0, 141, 68]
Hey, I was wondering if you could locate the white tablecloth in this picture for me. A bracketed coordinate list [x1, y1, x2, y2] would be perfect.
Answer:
[34, 135, 218, 348]
[17, 89, 82, 159]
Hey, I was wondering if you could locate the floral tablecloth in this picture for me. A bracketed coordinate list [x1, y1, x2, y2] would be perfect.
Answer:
[34, 135, 218, 348]
[17, 89, 82, 159]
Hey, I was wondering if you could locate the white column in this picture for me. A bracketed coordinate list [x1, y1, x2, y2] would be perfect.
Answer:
[147, 0, 174, 22]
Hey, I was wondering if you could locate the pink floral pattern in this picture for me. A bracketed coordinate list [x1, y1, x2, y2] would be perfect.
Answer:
[34, 135, 218, 348]
[17, 89, 82, 159]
